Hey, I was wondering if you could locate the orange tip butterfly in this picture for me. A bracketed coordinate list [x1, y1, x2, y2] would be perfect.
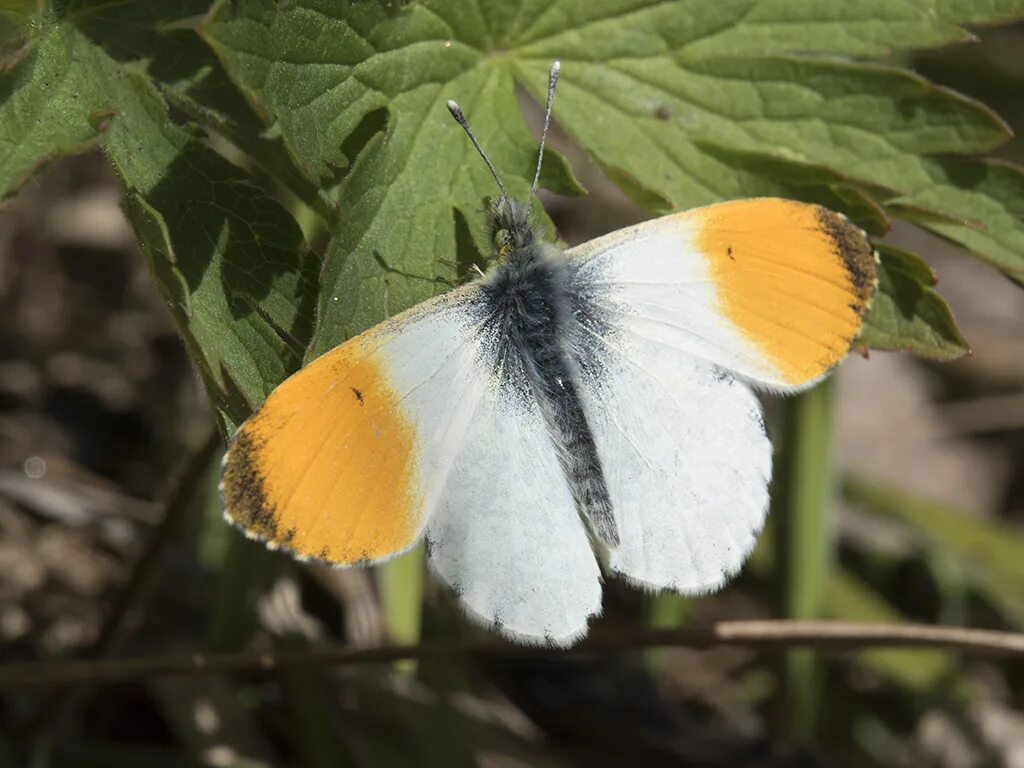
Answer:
[221, 61, 878, 646]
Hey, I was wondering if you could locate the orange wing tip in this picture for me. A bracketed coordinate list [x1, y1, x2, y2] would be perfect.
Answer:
[691, 198, 879, 387]
[220, 448, 323, 569]
[220, 435, 327, 567]
[217, 332, 427, 568]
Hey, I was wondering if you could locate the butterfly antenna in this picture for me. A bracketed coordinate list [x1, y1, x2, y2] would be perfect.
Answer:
[527, 60, 561, 218]
[447, 100, 508, 201]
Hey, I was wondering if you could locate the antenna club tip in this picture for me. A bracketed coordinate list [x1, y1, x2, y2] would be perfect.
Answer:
[446, 99, 463, 117]
[551, 60, 561, 73]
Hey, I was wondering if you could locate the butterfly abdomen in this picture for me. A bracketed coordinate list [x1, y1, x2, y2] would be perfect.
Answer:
[479, 238, 619, 547]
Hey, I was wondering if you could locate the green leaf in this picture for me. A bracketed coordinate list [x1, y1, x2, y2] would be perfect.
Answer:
[71, 0, 334, 223]
[680, 1, 974, 57]
[0, 21, 112, 200]
[858, 245, 969, 360]
[201, 0, 1023, 362]
[0, 4, 318, 425]
[515, 54, 1007, 208]
[691, 142, 893, 234]
[0, 0, 41, 63]
[104, 78, 319, 424]
[665, 0, 1024, 57]
[884, 157, 1024, 282]
[203, 2, 584, 354]
[874, 243, 937, 285]
[935, 0, 1024, 26]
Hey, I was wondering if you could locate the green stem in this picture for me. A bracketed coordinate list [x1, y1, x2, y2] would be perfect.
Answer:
[772, 378, 837, 743]
[377, 545, 424, 675]
[644, 593, 692, 669]
[207, 531, 281, 652]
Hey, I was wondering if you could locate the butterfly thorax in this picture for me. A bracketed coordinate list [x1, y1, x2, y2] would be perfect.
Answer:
[478, 197, 619, 548]
[481, 197, 571, 379]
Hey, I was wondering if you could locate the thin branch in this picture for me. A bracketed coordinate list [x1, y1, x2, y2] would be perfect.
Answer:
[3, 620, 1022, 691]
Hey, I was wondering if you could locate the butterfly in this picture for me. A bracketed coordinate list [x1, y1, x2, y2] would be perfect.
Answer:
[220, 62, 878, 646]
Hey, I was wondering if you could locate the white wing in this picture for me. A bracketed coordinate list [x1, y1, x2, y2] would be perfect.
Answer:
[560, 198, 875, 592]
[426, 357, 603, 646]
[568, 198, 876, 392]
[571, 314, 771, 592]
[224, 284, 602, 645]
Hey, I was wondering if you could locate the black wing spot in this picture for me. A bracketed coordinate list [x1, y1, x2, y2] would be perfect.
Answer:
[815, 207, 877, 310]
[222, 430, 279, 541]
[351, 387, 364, 405]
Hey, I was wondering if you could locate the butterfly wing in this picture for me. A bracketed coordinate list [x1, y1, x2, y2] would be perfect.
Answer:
[569, 198, 877, 392]
[425, 358, 602, 645]
[566, 198, 876, 591]
[571, 327, 772, 591]
[221, 286, 601, 643]
[221, 288, 488, 564]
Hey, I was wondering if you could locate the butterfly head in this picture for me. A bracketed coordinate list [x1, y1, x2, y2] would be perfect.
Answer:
[490, 196, 534, 257]
[447, 61, 561, 263]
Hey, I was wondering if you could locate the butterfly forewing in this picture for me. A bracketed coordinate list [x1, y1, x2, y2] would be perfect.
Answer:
[569, 198, 877, 392]
[221, 288, 488, 565]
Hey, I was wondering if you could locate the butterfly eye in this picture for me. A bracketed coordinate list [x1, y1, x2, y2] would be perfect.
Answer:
[494, 228, 511, 252]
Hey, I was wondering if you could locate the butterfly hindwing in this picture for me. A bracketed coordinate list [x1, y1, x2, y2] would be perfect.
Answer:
[571, 319, 772, 592]
[425, 359, 602, 645]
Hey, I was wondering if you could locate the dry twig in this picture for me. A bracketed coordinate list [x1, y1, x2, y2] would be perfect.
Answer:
[2, 620, 1021, 690]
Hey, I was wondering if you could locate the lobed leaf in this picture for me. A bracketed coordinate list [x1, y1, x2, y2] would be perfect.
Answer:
[63, 0, 332, 222]
[203, 0, 583, 354]
[102, 69, 318, 426]
[884, 157, 1024, 282]
[0, 22, 111, 200]
[6, 0, 1024, 392]
[0, 3, 318, 426]
[935, 0, 1024, 25]
[202, 0, 1023, 364]
[859, 245, 969, 360]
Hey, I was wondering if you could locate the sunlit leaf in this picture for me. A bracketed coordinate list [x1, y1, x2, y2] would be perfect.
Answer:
[202, 0, 1023, 360]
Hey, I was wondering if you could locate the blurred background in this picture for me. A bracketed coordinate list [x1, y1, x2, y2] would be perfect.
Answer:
[1, 19, 1022, 768]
